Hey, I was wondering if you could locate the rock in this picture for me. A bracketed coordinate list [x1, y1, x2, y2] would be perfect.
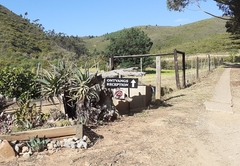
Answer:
[70, 143, 76, 149]
[82, 142, 88, 149]
[73, 136, 79, 141]
[47, 142, 54, 150]
[21, 146, 29, 153]
[14, 144, 20, 153]
[16, 142, 25, 148]
[63, 141, 69, 148]
[22, 152, 30, 159]
[10, 140, 18, 145]
[47, 140, 57, 150]
[55, 140, 61, 148]
[77, 141, 87, 149]
[0, 140, 16, 160]
[69, 118, 75, 126]
[28, 149, 33, 155]
[82, 135, 88, 142]
[60, 140, 65, 147]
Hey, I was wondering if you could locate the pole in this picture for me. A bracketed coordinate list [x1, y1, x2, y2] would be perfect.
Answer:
[109, 54, 114, 70]
[208, 54, 211, 72]
[174, 49, 181, 89]
[128, 88, 131, 115]
[182, 52, 186, 88]
[156, 56, 161, 99]
[196, 57, 199, 80]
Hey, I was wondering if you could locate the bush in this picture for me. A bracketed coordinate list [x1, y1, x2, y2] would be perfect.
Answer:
[0, 67, 40, 100]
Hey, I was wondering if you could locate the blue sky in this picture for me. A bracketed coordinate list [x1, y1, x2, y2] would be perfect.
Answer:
[0, 0, 223, 37]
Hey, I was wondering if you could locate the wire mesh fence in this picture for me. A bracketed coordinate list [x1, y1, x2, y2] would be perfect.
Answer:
[140, 54, 224, 93]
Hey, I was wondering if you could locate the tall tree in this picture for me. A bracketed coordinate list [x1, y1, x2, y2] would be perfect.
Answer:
[166, 0, 240, 34]
[105, 28, 153, 69]
[217, 0, 240, 34]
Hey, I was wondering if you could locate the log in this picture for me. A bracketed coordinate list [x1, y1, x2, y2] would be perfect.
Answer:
[0, 125, 83, 141]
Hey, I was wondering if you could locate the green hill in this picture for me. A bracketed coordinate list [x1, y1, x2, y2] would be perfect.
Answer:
[0, 5, 88, 68]
[1, 4, 239, 69]
[0, 5, 52, 55]
[84, 17, 239, 55]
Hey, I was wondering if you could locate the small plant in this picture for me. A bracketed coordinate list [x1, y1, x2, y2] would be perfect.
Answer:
[55, 119, 71, 127]
[22, 120, 33, 129]
[13, 98, 48, 130]
[0, 111, 14, 134]
[26, 135, 50, 152]
[49, 108, 66, 121]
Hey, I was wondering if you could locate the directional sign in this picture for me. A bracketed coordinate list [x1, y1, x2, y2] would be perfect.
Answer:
[105, 78, 138, 88]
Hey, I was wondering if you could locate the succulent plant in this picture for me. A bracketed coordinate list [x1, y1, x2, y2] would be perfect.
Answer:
[26, 135, 50, 152]
[0, 111, 14, 134]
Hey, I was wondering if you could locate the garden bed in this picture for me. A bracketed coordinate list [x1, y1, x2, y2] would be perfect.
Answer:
[0, 124, 82, 141]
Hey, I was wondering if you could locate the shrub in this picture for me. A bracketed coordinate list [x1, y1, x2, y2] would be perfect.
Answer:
[0, 67, 40, 100]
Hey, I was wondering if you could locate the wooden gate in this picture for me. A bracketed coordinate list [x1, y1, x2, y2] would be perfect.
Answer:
[109, 49, 186, 99]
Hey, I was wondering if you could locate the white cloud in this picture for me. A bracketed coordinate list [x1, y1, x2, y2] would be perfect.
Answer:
[175, 18, 189, 23]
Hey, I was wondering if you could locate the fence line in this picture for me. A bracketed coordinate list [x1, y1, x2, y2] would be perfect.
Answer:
[154, 54, 224, 91]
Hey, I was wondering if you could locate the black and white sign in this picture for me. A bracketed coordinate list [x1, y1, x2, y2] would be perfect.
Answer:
[105, 78, 138, 88]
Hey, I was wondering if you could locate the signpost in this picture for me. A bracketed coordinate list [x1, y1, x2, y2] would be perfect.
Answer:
[105, 78, 138, 88]
[105, 78, 138, 115]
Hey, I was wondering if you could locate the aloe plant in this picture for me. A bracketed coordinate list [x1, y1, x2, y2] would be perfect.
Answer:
[69, 68, 99, 102]
[37, 60, 119, 125]
[36, 61, 72, 103]
[26, 135, 50, 152]
[37, 60, 100, 121]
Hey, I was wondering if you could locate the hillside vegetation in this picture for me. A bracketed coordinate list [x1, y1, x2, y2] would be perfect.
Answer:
[0, 5, 88, 68]
[84, 17, 240, 55]
[0, 5, 52, 54]
[1, 4, 240, 69]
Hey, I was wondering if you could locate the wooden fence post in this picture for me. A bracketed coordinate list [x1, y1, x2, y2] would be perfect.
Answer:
[109, 54, 114, 70]
[156, 56, 161, 99]
[182, 52, 186, 88]
[208, 54, 211, 72]
[174, 49, 181, 89]
[140, 57, 143, 72]
[196, 57, 199, 80]
[214, 57, 217, 68]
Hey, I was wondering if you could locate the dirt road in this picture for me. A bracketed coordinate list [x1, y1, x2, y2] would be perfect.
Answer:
[3, 64, 240, 166]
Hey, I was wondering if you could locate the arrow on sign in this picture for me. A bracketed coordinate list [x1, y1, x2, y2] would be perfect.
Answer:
[131, 79, 136, 88]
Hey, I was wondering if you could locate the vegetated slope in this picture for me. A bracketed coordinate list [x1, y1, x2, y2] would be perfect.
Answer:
[0, 5, 52, 55]
[0, 5, 88, 68]
[138, 17, 229, 53]
[1, 3, 238, 69]
[84, 17, 239, 55]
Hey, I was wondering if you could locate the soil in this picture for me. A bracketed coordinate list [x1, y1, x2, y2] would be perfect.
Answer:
[2, 64, 240, 166]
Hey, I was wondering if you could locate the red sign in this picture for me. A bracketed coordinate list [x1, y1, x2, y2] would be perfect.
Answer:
[114, 89, 125, 99]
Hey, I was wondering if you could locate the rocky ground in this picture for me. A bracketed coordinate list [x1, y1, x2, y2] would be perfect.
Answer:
[1, 64, 240, 166]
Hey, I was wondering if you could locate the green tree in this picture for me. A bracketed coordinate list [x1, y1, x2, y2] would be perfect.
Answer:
[166, 0, 240, 34]
[105, 28, 153, 69]
[217, 1, 240, 34]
